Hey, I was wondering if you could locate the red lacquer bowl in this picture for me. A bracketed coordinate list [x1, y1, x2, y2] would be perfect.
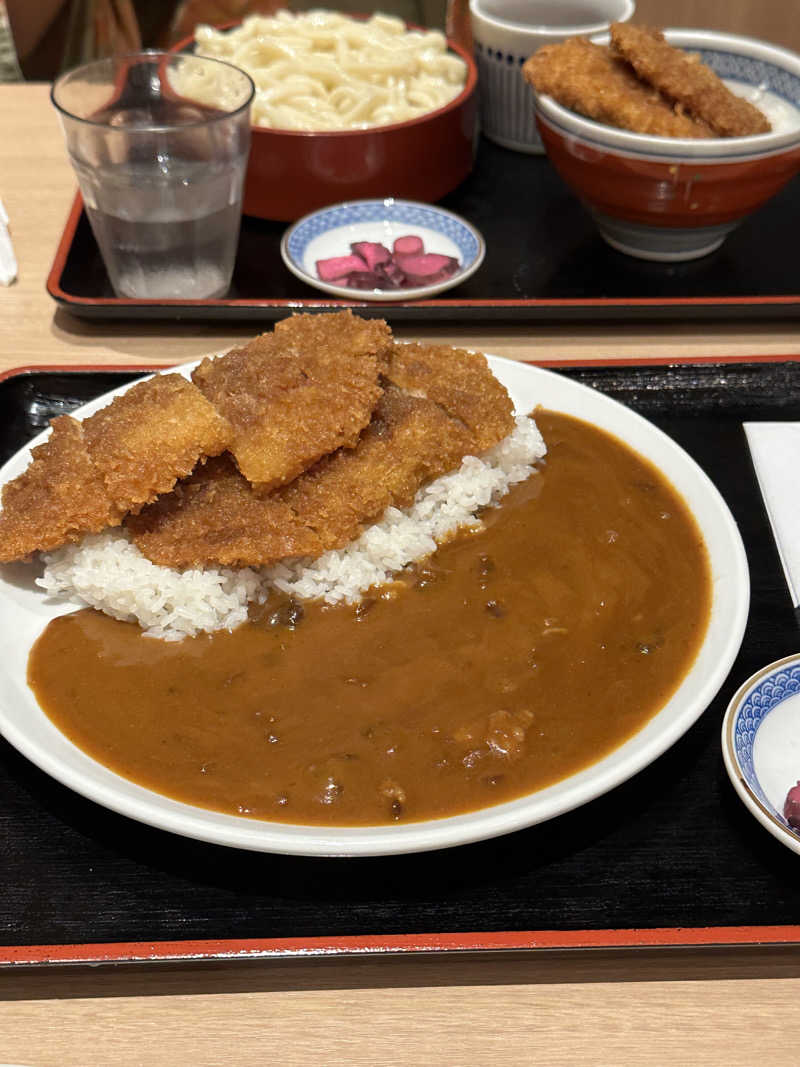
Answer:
[532, 29, 800, 261]
[174, 22, 478, 222]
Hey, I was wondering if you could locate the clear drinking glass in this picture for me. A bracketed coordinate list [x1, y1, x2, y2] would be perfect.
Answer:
[52, 51, 255, 300]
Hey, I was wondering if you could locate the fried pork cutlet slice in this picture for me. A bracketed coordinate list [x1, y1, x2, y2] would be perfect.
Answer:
[0, 416, 118, 562]
[129, 343, 516, 570]
[128, 387, 476, 567]
[126, 455, 323, 569]
[192, 311, 391, 491]
[277, 385, 476, 552]
[523, 36, 715, 138]
[272, 309, 392, 371]
[610, 23, 770, 137]
[384, 343, 515, 453]
[83, 373, 232, 516]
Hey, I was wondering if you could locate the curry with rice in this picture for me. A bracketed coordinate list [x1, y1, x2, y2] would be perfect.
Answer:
[28, 410, 711, 825]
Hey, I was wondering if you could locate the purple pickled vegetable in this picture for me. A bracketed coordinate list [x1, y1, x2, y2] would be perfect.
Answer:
[316, 253, 367, 283]
[375, 259, 407, 288]
[785, 781, 800, 829]
[393, 234, 424, 256]
[393, 252, 459, 287]
[350, 241, 392, 271]
[344, 271, 383, 289]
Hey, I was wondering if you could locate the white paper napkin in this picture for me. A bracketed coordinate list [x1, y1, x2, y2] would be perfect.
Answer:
[0, 198, 17, 285]
[744, 421, 800, 607]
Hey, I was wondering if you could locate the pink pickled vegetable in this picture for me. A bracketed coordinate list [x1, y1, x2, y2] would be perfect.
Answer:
[393, 234, 424, 256]
[784, 781, 800, 829]
[350, 242, 392, 270]
[393, 252, 460, 287]
[316, 253, 367, 283]
[314, 233, 461, 291]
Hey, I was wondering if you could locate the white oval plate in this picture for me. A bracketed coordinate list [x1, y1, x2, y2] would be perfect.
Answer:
[280, 198, 485, 301]
[0, 357, 749, 857]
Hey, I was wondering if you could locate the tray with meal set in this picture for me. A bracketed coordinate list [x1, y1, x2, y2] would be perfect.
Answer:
[47, 10, 800, 323]
[47, 133, 800, 324]
[0, 339, 800, 968]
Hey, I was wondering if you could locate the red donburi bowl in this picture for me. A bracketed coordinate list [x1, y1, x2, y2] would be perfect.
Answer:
[174, 24, 478, 222]
[532, 29, 800, 261]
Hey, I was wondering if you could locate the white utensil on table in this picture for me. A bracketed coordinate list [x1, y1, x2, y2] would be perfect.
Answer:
[0, 197, 17, 285]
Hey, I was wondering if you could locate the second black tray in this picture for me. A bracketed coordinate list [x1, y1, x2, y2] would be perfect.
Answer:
[47, 137, 800, 323]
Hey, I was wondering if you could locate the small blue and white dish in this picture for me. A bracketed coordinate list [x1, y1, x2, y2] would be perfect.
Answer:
[722, 653, 800, 855]
[280, 198, 485, 302]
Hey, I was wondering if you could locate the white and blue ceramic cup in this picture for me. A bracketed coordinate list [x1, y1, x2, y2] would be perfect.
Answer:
[469, 0, 635, 153]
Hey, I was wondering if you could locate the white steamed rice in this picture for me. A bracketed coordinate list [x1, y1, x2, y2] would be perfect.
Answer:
[36, 414, 546, 641]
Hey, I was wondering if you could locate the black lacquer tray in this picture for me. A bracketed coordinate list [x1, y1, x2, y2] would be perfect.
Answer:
[47, 137, 800, 323]
[2, 359, 800, 965]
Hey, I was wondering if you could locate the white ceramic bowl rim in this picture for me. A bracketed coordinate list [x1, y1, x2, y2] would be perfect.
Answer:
[534, 28, 800, 160]
[469, 0, 635, 39]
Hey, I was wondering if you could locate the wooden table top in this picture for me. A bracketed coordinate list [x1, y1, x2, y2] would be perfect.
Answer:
[2, 81, 800, 1066]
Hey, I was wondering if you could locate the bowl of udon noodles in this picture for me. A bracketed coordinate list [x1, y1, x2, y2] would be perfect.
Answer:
[172, 10, 479, 221]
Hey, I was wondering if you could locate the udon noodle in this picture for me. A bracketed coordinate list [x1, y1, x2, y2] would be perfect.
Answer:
[186, 10, 468, 131]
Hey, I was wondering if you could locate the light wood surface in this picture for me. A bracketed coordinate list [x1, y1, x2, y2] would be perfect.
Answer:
[5, 947, 800, 1065]
[635, 0, 800, 54]
[2, 81, 800, 1066]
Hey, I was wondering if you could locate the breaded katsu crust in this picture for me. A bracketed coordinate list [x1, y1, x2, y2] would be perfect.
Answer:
[610, 23, 770, 137]
[384, 343, 515, 452]
[523, 36, 715, 137]
[278, 386, 476, 552]
[129, 387, 477, 567]
[0, 416, 118, 562]
[0, 316, 517, 570]
[129, 345, 514, 569]
[83, 374, 232, 515]
[272, 309, 392, 370]
[192, 311, 391, 491]
[126, 455, 323, 570]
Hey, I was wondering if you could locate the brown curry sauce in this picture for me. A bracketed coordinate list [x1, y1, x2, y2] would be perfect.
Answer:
[27, 411, 711, 825]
